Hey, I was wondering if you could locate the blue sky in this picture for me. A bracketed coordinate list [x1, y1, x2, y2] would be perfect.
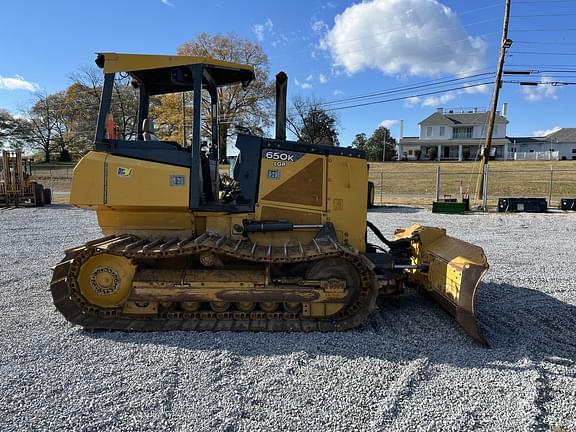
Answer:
[1, 0, 575, 144]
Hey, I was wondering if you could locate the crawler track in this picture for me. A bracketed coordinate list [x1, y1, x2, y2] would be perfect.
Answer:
[50, 233, 379, 331]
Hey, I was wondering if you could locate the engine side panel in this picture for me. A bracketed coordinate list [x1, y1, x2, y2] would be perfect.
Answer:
[326, 155, 368, 252]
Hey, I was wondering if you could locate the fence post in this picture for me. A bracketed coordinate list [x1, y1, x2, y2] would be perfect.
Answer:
[548, 167, 553, 206]
[482, 165, 489, 211]
[379, 171, 383, 205]
[435, 166, 440, 201]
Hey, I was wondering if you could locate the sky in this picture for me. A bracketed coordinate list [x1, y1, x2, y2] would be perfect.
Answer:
[1, 0, 576, 145]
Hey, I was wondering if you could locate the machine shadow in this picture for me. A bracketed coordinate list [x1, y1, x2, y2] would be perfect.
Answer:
[83, 282, 576, 368]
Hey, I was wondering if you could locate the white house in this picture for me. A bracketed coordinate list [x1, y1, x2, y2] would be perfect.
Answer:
[399, 107, 509, 161]
[399, 107, 576, 161]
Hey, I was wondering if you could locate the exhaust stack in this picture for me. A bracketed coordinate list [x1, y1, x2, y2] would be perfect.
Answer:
[275, 72, 287, 141]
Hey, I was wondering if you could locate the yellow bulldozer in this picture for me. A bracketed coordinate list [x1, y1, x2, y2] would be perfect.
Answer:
[50, 53, 489, 343]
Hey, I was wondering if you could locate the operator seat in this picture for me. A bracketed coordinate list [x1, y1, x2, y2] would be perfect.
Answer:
[142, 119, 160, 141]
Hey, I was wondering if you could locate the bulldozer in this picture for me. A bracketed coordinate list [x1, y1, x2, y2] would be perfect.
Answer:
[50, 53, 489, 343]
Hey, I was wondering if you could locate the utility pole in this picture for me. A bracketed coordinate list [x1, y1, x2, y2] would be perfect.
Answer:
[477, 0, 512, 203]
[181, 92, 187, 146]
[383, 137, 386, 162]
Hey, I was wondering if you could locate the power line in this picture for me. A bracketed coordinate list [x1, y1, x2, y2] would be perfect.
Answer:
[510, 51, 576, 55]
[325, 82, 493, 111]
[512, 13, 576, 17]
[514, 41, 576, 46]
[321, 72, 494, 106]
[513, 28, 576, 32]
[515, 0, 576, 3]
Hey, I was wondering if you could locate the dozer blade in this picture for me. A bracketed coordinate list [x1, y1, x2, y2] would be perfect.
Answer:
[394, 225, 489, 345]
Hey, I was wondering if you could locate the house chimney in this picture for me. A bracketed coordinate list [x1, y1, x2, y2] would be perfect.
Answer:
[502, 102, 508, 118]
[436, 108, 443, 113]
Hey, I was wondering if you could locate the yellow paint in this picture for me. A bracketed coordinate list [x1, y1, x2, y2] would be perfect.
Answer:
[257, 152, 326, 209]
[97, 209, 194, 237]
[70, 151, 106, 206]
[326, 156, 368, 251]
[394, 224, 489, 315]
[106, 155, 189, 208]
[78, 254, 136, 307]
[98, 52, 254, 78]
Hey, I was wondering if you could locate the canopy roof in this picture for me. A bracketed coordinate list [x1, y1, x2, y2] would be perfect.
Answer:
[96, 52, 255, 93]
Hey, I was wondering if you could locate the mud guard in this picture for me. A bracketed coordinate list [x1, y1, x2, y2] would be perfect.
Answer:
[394, 225, 489, 345]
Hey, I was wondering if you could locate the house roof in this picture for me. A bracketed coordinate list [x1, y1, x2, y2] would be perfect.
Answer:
[420, 111, 509, 126]
[507, 137, 549, 143]
[546, 128, 576, 142]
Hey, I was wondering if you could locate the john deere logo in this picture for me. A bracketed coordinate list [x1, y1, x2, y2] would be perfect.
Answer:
[116, 167, 133, 177]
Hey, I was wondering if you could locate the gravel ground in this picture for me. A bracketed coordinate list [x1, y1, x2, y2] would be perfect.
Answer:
[1, 205, 575, 432]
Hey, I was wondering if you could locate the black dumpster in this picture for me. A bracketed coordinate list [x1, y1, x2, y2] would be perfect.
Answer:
[498, 198, 548, 213]
[560, 198, 576, 211]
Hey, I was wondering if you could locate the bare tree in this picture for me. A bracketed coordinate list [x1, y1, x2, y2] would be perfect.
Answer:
[287, 96, 339, 146]
[26, 92, 65, 162]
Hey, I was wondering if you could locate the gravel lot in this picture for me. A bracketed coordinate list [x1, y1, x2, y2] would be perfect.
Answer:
[1, 205, 575, 431]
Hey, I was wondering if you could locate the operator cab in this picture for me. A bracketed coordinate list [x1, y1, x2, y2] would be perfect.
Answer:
[93, 52, 257, 211]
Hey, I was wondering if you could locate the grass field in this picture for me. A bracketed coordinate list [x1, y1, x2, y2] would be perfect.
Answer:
[30, 160, 576, 207]
[369, 160, 576, 206]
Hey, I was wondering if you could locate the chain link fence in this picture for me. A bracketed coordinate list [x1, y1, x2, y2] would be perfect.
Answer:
[369, 163, 576, 208]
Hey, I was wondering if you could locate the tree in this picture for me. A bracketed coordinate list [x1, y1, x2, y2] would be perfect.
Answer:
[64, 66, 139, 157]
[352, 126, 396, 161]
[427, 146, 438, 161]
[150, 93, 193, 144]
[287, 96, 339, 146]
[172, 33, 274, 159]
[351, 133, 367, 150]
[26, 92, 65, 163]
[0, 110, 31, 151]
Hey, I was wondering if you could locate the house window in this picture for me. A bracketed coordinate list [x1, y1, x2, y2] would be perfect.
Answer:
[426, 127, 432, 137]
[408, 149, 413, 155]
[439, 126, 445, 136]
[572, 148, 576, 153]
[452, 127, 473, 139]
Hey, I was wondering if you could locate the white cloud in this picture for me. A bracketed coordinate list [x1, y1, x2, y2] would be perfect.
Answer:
[294, 78, 313, 90]
[421, 92, 456, 107]
[333, 89, 344, 96]
[522, 76, 558, 102]
[319, 73, 328, 84]
[312, 19, 329, 35]
[161, 0, 174, 6]
[0, 75, 39, 92]
[252, 18, 273, 41]
[404, 96, 421, 107]
[305, 74, 313, 82]
[533, 126, 561, 137]
[402, 80, 487, 108]
[322, 0, 486, 77]
[380, 119, 399, 128]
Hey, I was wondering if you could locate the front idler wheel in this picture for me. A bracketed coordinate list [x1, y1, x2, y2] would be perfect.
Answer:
[77, 254, 136, 308]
